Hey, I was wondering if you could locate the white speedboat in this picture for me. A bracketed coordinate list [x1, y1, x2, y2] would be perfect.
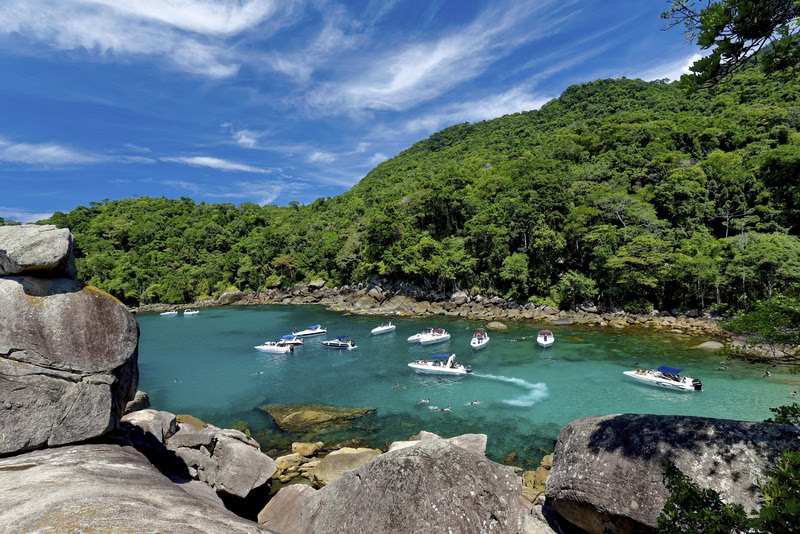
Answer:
[280, 334, 304, 346]
[255, 340, 294, 353]
[470, 331, 490, 350]
[321, 336, 357, 349]
[160, 310, 178, 317]
[623, 366, 702, 392]
[407, 328, 433, 343]
[371, 321, 396, 335]
[183, 309, 199, 316]
[408, 353, 472, 375]
[293, 324, 328, 337]
[418, 328, 450, 345]
[537, 330, 554, 348]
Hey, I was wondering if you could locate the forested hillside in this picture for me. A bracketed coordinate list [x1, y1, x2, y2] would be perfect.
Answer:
[34, 67, 800, 312]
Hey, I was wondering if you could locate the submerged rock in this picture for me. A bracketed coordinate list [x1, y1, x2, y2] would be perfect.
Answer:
[259, 404, 376, 432]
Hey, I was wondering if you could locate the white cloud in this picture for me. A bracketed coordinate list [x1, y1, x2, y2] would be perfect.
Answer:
[232, 129, 265, 148]
[0, 0, 301, 78]
[308, 151, 337, 164]
[90, 0, 283, 36]
[162, 178, 297, 206]
[638, 53, 702, 82]
[0, 207, 54, 224]
[402, 87, 552, 135]
[0, 137, 98, 165]
[161, 156, 268, 173]
[305, 0, 570, 114]
[368, 152, 387, 166]
[124, 143, 151, 153]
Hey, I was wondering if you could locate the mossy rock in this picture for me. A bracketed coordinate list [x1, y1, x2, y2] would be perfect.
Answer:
[259, 404, 376, 432]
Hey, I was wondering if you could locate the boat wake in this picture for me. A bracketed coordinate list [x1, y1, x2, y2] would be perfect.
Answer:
[472, 372, 548, 407]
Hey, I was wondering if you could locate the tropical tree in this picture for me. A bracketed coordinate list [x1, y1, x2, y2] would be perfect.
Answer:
[662, 0, 800, 89]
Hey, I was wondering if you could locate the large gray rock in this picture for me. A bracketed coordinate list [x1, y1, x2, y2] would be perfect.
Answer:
[545, 414, 800, 534]
[301, 438, 529, 533]
[0, 442, 274, 534]
[305, 447, 381, 487]
[0, 224, 76, 278]
[0, 276, 139, 455]
[258, 484, 316, 534]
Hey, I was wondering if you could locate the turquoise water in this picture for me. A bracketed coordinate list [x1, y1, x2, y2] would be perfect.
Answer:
[137, 305, 799, 468]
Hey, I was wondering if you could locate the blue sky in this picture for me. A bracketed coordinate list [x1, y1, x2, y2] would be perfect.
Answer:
[0, 0, 700, 223]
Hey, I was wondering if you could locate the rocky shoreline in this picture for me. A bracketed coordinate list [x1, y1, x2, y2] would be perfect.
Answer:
[132, 279, 732, 340]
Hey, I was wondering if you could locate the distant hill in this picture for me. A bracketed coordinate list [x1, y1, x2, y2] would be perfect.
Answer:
[39, 68, 800, 310]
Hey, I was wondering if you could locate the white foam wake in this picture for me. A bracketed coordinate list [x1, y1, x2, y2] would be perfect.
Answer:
[473, 372, 549, 407]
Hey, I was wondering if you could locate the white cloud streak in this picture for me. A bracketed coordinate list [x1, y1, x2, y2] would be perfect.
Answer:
[0, 137, 98, 165]
[0, 207, 54, 223]
[161, 156, 268, 173]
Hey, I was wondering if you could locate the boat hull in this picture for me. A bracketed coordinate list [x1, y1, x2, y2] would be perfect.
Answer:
[470, 339, 489, 350]
[537, 338, 554, 348]
[371, 326, 396, 335]
[419, 334, 450, 345]
[408, 363, 470, 375]
[322, 342, 357, 349]
[623, 371, 701, 391]
[294, 329, 327, 337]
[255, 344, 293, 353]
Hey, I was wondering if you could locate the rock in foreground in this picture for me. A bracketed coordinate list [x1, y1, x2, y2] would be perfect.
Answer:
[0, 442, 273, 534]
[545, 414, 800, 534]
[301, 438, 530, 533]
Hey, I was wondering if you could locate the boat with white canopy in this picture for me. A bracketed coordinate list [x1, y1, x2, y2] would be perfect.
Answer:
[623, 366, 702, 392]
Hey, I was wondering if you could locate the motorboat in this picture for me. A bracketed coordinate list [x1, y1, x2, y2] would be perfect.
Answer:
[293, 324, 328, 337]
[470, 331, 490, 350]
[183, 309, 199, 316]
[254, 340, 294, 353]
[623, 366, 702, 392]
[280, 334, 304, 346]
[537, 330, 554, 348]
[408, 353, 472, 375]
[407, 328, 433, 343]
[418, 328, 451, 345]
[371, 321, 396, 335]
[321, 336, 357, 349]
[160, 310, 178, 317]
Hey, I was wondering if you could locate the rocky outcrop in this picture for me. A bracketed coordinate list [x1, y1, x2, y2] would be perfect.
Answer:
[0, 227, 138, 456]
[300, 438, 532, 533]
[305, 447, 381, 488]
[258, 404, 376, 432]
[0, 224, 76, 277]
[544, 414, 800, 534]
[258, 484, 315, 533]
[0, 442, 273, 533]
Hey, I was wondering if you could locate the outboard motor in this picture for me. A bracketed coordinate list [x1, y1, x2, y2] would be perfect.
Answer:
[692, 379, 702, 391]
[465, 365, 473, 373]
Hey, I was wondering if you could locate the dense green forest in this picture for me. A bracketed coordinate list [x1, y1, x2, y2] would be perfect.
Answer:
[16, 66, 800, 312]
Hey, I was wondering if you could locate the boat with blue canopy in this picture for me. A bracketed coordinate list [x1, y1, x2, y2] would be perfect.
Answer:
[321, 336, 357, 349]
[293, 324, 327, 337]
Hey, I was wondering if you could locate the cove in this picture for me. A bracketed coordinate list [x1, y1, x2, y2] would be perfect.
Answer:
[137, 305, 797, 468]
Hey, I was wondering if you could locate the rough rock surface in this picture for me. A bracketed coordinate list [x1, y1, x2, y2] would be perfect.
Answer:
[259, 404, 375, 432]
[305, 447, 381, 487]
[0, 276, 139, 455]
[0, 442, 274, 534]
[0, 224, 76, 278]
[258, 484, 316, 534]
[545, 414, 800, 534]
[301, 438, 528, 533]
[388, 430, 488, 455]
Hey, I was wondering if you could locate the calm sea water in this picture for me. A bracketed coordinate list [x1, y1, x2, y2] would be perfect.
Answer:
[136, 305, 798, 468]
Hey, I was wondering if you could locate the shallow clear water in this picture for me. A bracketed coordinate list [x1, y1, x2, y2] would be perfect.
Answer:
[137, 305, 799, 467]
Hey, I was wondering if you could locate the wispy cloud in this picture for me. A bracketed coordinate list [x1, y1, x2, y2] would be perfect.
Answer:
[0, 207, 54, 224]
[0, 137, 98, 166]
[637, 53, 702, 82]
[0, 0, 301, 78]
[308, 151, 337, 164]
[305, 1, 569, 114]
[162, 178, 299, 205]
[402, 87, 552, 135]
[161, 156, 268, 173]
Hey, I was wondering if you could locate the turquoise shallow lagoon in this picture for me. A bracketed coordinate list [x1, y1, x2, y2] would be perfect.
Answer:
[137, 305, 799, 468]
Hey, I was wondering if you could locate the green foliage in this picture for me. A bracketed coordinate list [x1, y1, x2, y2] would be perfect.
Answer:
[662, 0, 800, 89]
[724, 295, 800, 358]
[40, 63, 800, 311]
[623, 299, 654, 315]
[658, 460, 749, 533]
[764, 402, 800, 426]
